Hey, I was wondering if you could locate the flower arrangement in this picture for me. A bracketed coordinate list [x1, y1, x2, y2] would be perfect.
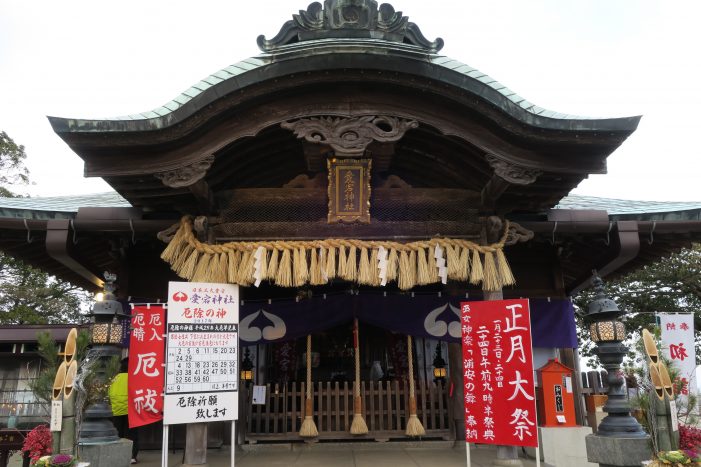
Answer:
[34, 454, 76, 467]
[21, 425, 52, 464]
[648, 450, 701, 466]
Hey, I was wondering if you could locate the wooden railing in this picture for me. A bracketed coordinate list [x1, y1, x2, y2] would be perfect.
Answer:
[244, 380, 453, 442]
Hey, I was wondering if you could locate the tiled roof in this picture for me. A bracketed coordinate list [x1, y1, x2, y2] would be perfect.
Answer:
[0, 192, 130, 219]
[556, 195, 701, 215]
[105, 43, 592, 122]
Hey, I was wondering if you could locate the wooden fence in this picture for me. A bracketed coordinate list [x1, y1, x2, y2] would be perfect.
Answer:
[244, 380, 453, 442]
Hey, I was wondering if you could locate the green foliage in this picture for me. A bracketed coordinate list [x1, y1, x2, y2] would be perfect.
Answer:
[0, 130, 29, 197]
[0, 253, 90, 324]
[80, 355, 121, 408]
[574, 244, 701, 366]
[28, 331, 90, 408]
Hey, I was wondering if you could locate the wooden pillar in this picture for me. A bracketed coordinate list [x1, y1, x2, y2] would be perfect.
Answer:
[183, 423, 208, 466]
[448, 342, 465, 440]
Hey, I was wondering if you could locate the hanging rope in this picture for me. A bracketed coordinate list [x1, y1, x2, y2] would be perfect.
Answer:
[160, 216, 515, 291]
[350, 319, 368, 435]
[405, 335, 425, 437]
[299, 335, 318, 437]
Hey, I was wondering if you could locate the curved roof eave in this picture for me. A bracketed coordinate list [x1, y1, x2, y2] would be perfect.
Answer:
[48, 39, 641, 136]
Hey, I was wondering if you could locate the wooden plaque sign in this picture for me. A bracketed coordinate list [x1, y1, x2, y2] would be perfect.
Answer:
[328, 158, 371, 223]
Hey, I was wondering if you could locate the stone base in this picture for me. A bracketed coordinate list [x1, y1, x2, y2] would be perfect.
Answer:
[78, 438, 133, 467]
[585, 434, 652, 467]
[540, 426, 597, 467]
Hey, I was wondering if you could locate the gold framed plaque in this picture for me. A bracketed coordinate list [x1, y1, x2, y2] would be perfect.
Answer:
[327, 158, 371, 223]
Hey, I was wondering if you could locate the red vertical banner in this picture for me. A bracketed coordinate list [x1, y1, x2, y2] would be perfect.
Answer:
[128, 305, 165, 428]
[460, 299, 538, 447]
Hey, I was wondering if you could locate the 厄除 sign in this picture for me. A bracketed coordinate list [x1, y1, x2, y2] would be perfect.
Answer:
[163, 282, 239, 425]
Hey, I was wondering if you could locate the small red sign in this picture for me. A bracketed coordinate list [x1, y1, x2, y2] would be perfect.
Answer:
[460, 299, 538, 447]
[128, 305, 166, 428]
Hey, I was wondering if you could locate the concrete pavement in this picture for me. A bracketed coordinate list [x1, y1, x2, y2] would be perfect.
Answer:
[136, 442, 540, 467]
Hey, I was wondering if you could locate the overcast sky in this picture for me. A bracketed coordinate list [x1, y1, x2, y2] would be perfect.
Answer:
[1, 0, 699, 201]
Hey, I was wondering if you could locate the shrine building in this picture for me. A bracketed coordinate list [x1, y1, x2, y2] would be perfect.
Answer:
[1, 0, 701, 451]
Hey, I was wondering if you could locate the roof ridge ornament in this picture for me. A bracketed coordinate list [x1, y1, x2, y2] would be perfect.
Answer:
[257, 1, 444, 53]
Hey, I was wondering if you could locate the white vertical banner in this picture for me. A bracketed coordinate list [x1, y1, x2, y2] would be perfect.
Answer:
[659, 313, 697, 405]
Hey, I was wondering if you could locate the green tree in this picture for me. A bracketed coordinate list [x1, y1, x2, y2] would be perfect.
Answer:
[0, 130, 29, 197]
[0, 131, 90, 324]
[574, 243, 701, 365]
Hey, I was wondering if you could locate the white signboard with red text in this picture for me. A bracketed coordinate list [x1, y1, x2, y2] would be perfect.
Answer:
[163, 282, 239, 425]
[461, 299, 538, 447]
[659, 313, 697, 404]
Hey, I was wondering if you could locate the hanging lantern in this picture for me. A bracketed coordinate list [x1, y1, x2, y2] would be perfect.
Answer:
[432, 342, 447, 384]
[240, 347, 254, 385]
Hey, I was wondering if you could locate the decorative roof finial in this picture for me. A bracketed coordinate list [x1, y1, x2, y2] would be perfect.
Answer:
[258, 1, 444, 53]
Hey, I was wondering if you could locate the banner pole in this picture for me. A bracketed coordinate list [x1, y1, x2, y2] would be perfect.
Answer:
[465, 441, 471, 467]
[162, 424, 169, 467]
[231, 421, 236, 466]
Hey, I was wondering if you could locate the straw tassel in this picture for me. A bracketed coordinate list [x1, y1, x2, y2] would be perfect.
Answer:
[408, 250, 417, 289]
[482, 251, 500, 291]
[427, 246, 439, 283]
[160, 226, 186, 264]
[398, 250, 412, 290]
[293, 248, 309, 287]
[358, 247, 372, 285]
[345, 246, 357, 282]
[276, 249, 293, 287]
[416, 248, 431, 285]
[227, 251, 240, 283]
[469, 250, 483, 285]
[210, 253, 228, 284]
[405, 335, 425, 437]
[299, 335, 318, 438]
[266, 248, 279, 280]
[350, 319, 368, 435]
[179, 249, 200, 280]
[369, 248, 380, 286]
[386, 249, 398, 283]
[237, 250, 255, 285]
[325, 247, 336, 280]
[446, 245, 462, 281]
[309, 247, 325, 285]
[170, 242, 193, 276]
[459, 247, 471, 282]
[496, 249, 515, 287]
[338, 245, 348, 279]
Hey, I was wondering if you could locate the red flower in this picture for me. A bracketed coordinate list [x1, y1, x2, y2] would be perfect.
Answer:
[21, 425, 52, 464]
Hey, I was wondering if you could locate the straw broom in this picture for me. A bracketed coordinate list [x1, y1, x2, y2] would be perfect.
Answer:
[350, 319, 368, 435]
[405, 335, 425, 437]
[299, 335, 318, 437]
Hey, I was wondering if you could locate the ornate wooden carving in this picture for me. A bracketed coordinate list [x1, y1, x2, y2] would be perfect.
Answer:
[257, 0, 444, 53]
[327, 158, 371, 223]
[505, 222, 535, 246]
[485, 154, 541, 185]
[154, 155, 215, 188]
[281, 115, 418, 157]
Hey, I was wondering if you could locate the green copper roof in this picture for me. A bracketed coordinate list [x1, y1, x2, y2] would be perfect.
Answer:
[557, 194, 701, 220]
[2, 192, 700, 221]
[104, 46, 594, 124]
[0, 192, 130, 220]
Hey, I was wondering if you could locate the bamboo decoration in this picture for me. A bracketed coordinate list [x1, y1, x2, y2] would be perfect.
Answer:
[160, 216, 515, 291]
[299, 335, 318, 438]
[405, 335, 426, 437]
[350, 319, 368, 435]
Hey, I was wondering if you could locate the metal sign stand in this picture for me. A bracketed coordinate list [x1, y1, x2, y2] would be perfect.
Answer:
[465, 442, 471, 467]
[161, 424, 169, 467]
[231, 421, 236, 465]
